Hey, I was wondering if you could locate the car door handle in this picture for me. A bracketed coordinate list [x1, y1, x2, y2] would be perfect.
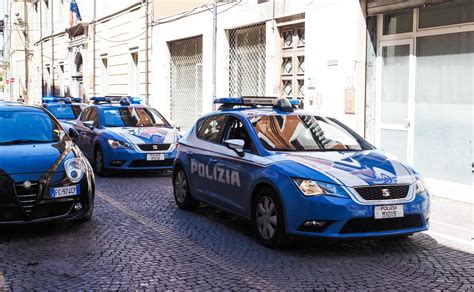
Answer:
[209, 159, 218, 164]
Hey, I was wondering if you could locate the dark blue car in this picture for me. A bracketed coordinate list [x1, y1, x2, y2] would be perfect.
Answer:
[71, 97, 179, 176]
[173, 97, 430, 247]
[0, 104, 95, 224]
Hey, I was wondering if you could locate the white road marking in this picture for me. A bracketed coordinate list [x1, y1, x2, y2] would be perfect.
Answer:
[424, 230, 474, 248]
[430, 220, 474, 233]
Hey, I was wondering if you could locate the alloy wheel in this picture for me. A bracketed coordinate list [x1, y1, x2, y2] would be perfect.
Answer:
[256, 195, 278, 240]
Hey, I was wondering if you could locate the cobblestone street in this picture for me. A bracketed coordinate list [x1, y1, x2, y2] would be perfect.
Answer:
[0, 173, 473, 290]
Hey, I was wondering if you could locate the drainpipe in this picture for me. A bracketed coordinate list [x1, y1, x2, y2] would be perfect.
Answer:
[23, 0, 29, 103]
[212, 0, 217, 109]
[40, 0, 44, 97]
[51, 0, 55, 96]
[145, 0, 149, 104]
[92, 0, 96, 100]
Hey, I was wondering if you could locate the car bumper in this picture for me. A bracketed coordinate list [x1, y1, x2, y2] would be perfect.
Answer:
[103, 148, 177, 171]
[283, 188, 430, 238]
[0, 171, 95, 224]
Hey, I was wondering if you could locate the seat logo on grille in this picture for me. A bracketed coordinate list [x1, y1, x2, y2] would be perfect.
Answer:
[381, 188, 391, 197]
[153, 145, 158, 150]
[23, 181, 32, 189]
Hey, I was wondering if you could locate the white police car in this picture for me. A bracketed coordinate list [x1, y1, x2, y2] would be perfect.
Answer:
[173, 97, 430, 248]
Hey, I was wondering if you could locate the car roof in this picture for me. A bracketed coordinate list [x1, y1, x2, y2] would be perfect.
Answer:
[46, 102, 87, 106]
[93, 103, 152, 109]
[202, 107, 326, 119]
[0, 104, 46, 112]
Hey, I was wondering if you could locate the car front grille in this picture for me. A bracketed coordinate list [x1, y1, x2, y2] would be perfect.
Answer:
[339, 214, 423, 234]
[354, 184, 410, 201]
[15, 181, 40, 214]
[137, 144, 171, 151]
[129, 159, 174, 168]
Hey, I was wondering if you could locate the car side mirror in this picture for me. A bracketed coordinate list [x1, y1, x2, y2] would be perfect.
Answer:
[224, 139, 245, 157]
[83, 121, 94, 130]
[68, 127, 79, 140]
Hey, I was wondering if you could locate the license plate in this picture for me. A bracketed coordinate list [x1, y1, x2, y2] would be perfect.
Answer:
[50, 185, 80, 199]
[374, 204, 404, 219]
[147, 154, 165, 161]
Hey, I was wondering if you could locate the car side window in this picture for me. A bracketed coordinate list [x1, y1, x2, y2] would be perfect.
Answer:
[226, 116, 255, 153]
[89, 108, 99, 127]
[80, 107, 91, 122]
[197, 115, 227, 144]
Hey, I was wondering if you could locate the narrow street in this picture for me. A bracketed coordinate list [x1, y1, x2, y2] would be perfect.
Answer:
[0, 173, 472, 290]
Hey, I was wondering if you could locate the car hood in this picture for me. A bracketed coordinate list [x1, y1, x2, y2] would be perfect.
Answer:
[282, 150, 416, 187]
[0, 141, 76, 175]
[105, 127, 177, 144]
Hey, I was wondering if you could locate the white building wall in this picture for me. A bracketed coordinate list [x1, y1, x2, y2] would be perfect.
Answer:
[305, 0, 367, 135]
[151, 0, 367, 133]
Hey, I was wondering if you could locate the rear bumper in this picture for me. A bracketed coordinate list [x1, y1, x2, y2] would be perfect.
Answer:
[283, 186, 430, 238]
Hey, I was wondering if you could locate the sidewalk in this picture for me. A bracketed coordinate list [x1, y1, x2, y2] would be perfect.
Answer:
[426, 178, 473, 205]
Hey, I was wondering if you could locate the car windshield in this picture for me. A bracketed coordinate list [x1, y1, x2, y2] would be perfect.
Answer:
[47, 104, 84, 120]
[102, 107, 170, 128]
[0, 110, 65, 145]
[249, 114, 370, 151]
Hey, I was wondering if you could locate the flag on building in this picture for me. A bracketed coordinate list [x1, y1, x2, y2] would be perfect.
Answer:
[69, 0, 82, 26]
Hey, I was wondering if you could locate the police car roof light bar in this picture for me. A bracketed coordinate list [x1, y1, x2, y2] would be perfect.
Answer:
[120, 97, 131, 106]
[214, 96, 299, 111]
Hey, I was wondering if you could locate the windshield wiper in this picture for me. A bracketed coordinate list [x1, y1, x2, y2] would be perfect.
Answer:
[0, 139, 53, 145]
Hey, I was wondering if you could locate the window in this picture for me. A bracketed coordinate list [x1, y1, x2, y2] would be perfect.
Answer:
[226, 116, 255, 153]
[383, 10, 413, 35]
[129, 51, 139, 96]
[101, 107, 170, 128]
[101, 57, 108, 96]
[197, 115, 227, 144]
[279, 24, 305, 105]
[80, 107, 92, 122]
[419, 0, 474, 28]
[59, 64, 65, 96]
[89, 108, 99, 127]
[250, 115, 370, 152]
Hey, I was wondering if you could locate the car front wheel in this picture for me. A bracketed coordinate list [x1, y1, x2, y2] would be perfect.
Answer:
[253, 187, 286, 248]
[94, 147, 108, 177]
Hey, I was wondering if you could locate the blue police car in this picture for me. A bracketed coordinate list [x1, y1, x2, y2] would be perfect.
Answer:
[0, 103, 95, 224]
[71, 96, 179, 176]
[42, 97, 87, 123]
[173, 97, 430, 247]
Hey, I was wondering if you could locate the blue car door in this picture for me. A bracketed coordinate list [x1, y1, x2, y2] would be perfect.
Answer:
[187, 114, 228, 201]
[208, 116, 260, 215]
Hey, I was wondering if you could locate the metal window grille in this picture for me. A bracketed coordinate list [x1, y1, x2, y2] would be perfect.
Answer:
[169, 36, 203, 130]
[229, 23, 266, 97]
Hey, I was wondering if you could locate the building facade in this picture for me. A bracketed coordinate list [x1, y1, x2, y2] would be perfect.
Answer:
[1, 0, 472, 197]
[151, 0, 473, 197]
[3, 0, 152, 105]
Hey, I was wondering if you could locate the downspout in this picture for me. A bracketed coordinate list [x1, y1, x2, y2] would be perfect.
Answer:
[145, 0, 149, 104]
[92, 0, 96, 100]
[40, 0, 44, 97]
[24, 0, 29, 103]
[51, 0, 55, 95]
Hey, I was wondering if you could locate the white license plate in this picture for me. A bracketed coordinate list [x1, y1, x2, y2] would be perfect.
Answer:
[374, 204, 404, 219]
[50, 185, 80, 199]
[147, 154, 165, 161]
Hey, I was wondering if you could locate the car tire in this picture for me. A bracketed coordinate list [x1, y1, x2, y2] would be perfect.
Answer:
[173, 167, 198, 211]
[94, 146, 109, 177]
[252, 187, 286, 249]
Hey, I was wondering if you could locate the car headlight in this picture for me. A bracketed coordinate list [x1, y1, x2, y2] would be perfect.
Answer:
[107, 139, 132, 149]
[415, 179, 426, 194]
[292, 178, 344, 197]
[65, 158, 86, 183]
